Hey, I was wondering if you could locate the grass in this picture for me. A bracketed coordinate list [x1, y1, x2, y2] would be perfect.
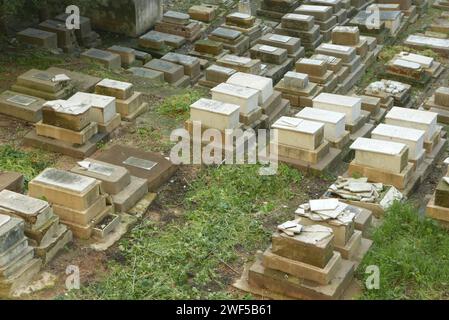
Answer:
[0, 145, 57, 187]
[156, 89, 206, 120]
[74, 164, 303, 300]
[357, 202, 449, 299]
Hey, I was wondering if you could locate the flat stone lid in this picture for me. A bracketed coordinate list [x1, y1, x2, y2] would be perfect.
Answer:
[69, 92, 115, 109]
[294, 225, 333, 244]
[34, 168, 97, 193]
[83, 48, 115, 59]
[123, 157, 157, 171]
[296, 107, 345, 124]
[211, 27, 242, 40]
[406, 35, 449, 48]
[298, 58, 326, 66]
[269, 34, 292, 43]
[298, 4, 332, 11]
[227, 72, 272, 90]
[164, 10, 190, 20]
[285, 71, 308, 81]
[0, 214, 10, 228]
[283, 13, 314, 21]
[19, 28, 54, 38]
[312, 0, 340, 4]
[77, 160, 117, 177]
[6, 94, 38, 106]
[350, 137, 406, 155]
[162, 52, 197, 64]
[108, 45, 135, 54]
[212, 83, 259, 99]
[191, 98, 240, 115]
[207, 65, 235, 75]
[44, 99, 91, 115]
[398, 52, 433, 68]
[387, 107, 437, 125]
[393, 59, 421, 70]
[372, 124, 425, 141]
[97, 79, 133, 91]
[228, 12, 252, 19]
[258, 45, 278, 52]
[0, 190, 48, 216]
[333, 26, 358, 33]
[222, 55, 252, 64]
[311, 54, 339, 64]
[314, 93, 361, 107]
[320, 43, 353, 53]
[272, 116, 324, 134]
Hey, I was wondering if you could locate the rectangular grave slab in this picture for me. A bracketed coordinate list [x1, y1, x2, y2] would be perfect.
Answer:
[68, 92, 116, 124]
[226, 73, 273, 104]
[371, 124, 425, 160]
[216, 55, 261, 74]
[38, 19, 75, 49]
[350, 138, 409, 173]
[95, 79, 133, 100]
[210, 27, 242, 41]
[282, 13, 315, 30]
[16, 69, 71, 94]
[313, 93, 361, 124]
[139, 30, 182, 50]
[315, 43, 356, 63]
[190, 98, 240, 130]
[258, 33, 301, 54]
[295, 5, 333, 21]
[250, 44, 288, 65]
[296, 58, 328, 77]
[0, 91, 44, 123]
[211, 83, 259, 114]
[226, 12, 256, 28]
[205, 65, 236, 83]
[35, 121, 98, 145]
[127, 67, 164, 82]
[284, 72, 309, 89]
[45, 67, 101, 93]
[0, 217, 25, 254]
[144, 59, 184, 83]
[71, 159, 131, 195]
[272, 116, 325, 150]
[194, 39, 224, 55]
[81, 49, 121, 70]
[94, 145, 178, 192]
[332, 26, 360, 46]
[0, 190, 48, 221]
[107, 46, 136, 65]
[161, 52, 201, 77]
[17, 28, 58, 49]
[385, 107, 438, 141]
[296, 107, 345, 141]
[404, 35, 449, 57]
[188, 5, 217, 22]
[435, 87, 449, 107]
[0, 173, 23, 194]
[42, 99, 91, 131]
[163, 11, 191, 25]
[435, 180, 449, 208]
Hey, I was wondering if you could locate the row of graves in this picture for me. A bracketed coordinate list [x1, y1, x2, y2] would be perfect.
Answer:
[17, 13, 101, 53]
[0, 145, 177, 297]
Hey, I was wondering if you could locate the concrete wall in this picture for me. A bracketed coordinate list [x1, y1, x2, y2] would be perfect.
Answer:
[85, 0, 162, 37]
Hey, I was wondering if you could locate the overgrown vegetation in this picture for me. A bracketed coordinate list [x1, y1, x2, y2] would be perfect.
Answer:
[156, 90, 206, 120]
[0, 145, 57, 186]
[357, 202, 449, 299]
[75, 164, 303, 299]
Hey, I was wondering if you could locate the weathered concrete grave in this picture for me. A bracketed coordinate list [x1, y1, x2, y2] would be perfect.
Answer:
[0, 91, 45, 123]
[189, 98, 241, 131]
[0, 190, 72, 264]
[144, 59, 189, 87]
[17, 28, 58, 49]
[94, 145, 178, 192]
[81, 49, 121, 70]
[107, 46, 136, 66]
[0, 172, 24, 194]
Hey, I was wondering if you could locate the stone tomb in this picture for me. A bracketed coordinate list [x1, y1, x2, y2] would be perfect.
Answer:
[385, 107, 444, 156]
[54, 13, 101, 48]
[257, 0, 301, 21]
[309, 54, 350, 90]
[189, 98, 241, 131]
[222, 12, 263, 45]
[17, 28, 58, 49]
[274, 13, 323, 50]
[249, 44, 293, 83]
[295, 58, 338, 92]
[257, 33, 305, 61]
[24, 99, 106, 158]
[12, 69, 75, 101]
[331, 26, 373, 66]
[155, 11, 204, 42]
[313, 93, 373, 140]
[71, 159, 148, 213]
[94, 79, 148, 121]
[211, 83, 262, 127]
[274, 71, 322, 108]
[424, 87, 449, 124]
[371, 124, 426, 168]
[198, 65, 236, 88]
[352, 94, 386, 123]
[81, 48, 121, 71]
[188, 4, 217, 22]
[426, 163, 449, 228]
[237, 220, 355, 300]
[349, 11, 389, 44]
[364, 79, 411, 108]
[28, 168, 119, 240]
[387, 52, 444, 83]
[308, 0, 349, 24]
[45, 67, 102, 93]
[0, 91, 45, 123]
[138, 30, 185, 58]
[0, 172, 24, 194]
[314, 43, 365, 94]
[127, 67, 164, 82]
[0, 215, 41, 297]
[348, 138, 413, 190]
[271, 117, 341, 172]
[296, 107, 350, 149]
[37, 19, 77, 53]
[107, 46, 136, 67]
[216, 54, 262, 75]
[208, 27, 250, 55]
[189, 39, 229, 62]
[144, 59, 190, 88]
[161, 52, 202, 84]
[94, 145, 178, 192]
[404, 35, 449, 58]
[226, 72, 290, 126]
[0, 190, 72, 264]
[295, 199, 372, 264]
[294, 5, 338, 42]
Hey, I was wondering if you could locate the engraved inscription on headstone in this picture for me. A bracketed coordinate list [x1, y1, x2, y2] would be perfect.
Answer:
[123, 157, 158, 171]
